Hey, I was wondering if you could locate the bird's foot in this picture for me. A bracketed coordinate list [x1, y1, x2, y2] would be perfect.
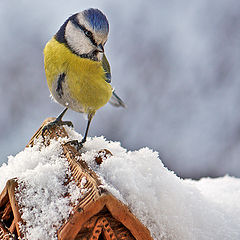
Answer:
[42, 119, 73, 138]
[64, 140, 84, 151]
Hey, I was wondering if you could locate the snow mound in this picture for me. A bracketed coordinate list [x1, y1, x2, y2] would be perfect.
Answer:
[0, 127, 240, 240]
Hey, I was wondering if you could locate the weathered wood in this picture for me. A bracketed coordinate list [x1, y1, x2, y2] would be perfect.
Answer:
[58, 193, 152, 240]
[2, 202, 11, 222]
[7, 179, 22, 238]
[9, 221, 16, 235]
[0, 180, 19, 238]
[0, 184, 9, 209]
[75, 207, 135, 240]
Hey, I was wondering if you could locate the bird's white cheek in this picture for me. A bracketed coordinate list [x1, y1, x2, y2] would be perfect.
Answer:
[65, 22, 94, 55]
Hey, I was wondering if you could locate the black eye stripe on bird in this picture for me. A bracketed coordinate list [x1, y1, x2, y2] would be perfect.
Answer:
[69, 15, 98, 47]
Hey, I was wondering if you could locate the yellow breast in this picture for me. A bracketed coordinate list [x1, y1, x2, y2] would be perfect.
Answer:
[44, 38, 112, 115]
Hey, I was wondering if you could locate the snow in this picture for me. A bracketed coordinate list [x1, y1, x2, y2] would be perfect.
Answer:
[0, 128, 240, 239]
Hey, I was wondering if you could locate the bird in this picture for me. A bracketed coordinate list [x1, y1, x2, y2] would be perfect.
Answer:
[43, 8, 125, 147]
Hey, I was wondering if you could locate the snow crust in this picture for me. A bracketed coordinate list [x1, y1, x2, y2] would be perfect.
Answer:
[0, 127, 240, 240]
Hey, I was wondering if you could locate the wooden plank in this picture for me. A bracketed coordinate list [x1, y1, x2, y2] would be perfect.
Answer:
[0, 184, 9, 209]
[58, 194, 108, 240]
[9, 220, 16, 234]
[58, 193, 153, 240]
[105, 194, 152, 240]
[2, 202, 12, 222]
[7, 179, 23, 239]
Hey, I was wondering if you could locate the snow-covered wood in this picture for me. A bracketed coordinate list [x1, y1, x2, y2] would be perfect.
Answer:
[1, 117, 240, 240]
[0, 118, 153, 240]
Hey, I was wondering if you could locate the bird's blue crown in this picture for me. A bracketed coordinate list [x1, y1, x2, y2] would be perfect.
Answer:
[83, 8, 109, 33]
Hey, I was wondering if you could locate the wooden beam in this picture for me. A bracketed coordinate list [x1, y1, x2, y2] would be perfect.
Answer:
[7, 179, 23, 238]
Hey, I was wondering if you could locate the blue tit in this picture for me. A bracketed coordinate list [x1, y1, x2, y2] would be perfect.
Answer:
[43, 8, 125, 146]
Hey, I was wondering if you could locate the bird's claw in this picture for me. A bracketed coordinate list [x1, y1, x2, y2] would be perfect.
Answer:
[42, 119, 74, 138]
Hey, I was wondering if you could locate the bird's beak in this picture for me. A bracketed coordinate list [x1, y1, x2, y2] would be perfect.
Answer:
[97, 44, 104, 53]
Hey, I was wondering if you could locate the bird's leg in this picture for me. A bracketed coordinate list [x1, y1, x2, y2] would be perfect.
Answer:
[55, 107, 69, 122]
[65, 113, 93, 150]
[42, 108, 73, 137]
[80, 114, 93, 144]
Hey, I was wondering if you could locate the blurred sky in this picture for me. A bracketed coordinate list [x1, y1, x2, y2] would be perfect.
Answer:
[1, 0, 240, 178]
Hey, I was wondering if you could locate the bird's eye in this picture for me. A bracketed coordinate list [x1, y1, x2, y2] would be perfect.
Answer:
[84, 30, 92, 38]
